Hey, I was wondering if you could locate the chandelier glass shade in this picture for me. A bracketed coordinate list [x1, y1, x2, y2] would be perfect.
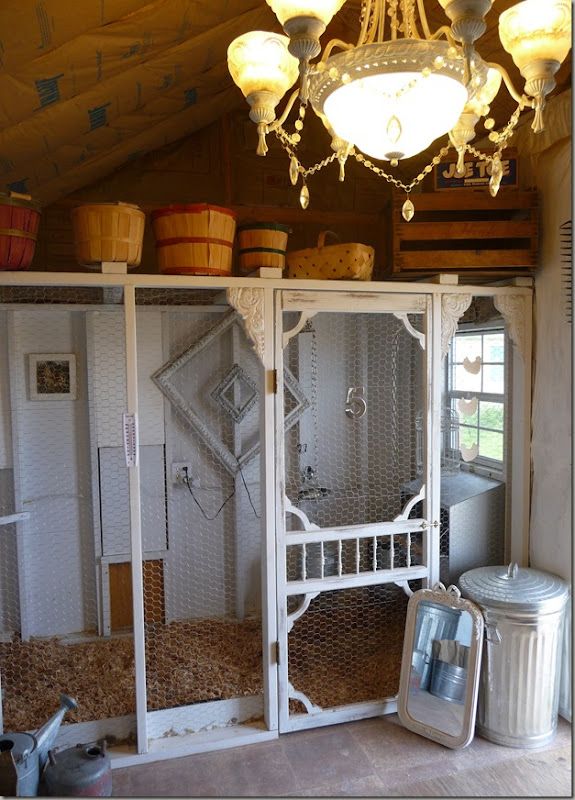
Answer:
[227, 0, 572, 216]
[309, 40, 471, 161]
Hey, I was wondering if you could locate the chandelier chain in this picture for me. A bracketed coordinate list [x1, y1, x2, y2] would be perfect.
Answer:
[355, 144, 451, 192]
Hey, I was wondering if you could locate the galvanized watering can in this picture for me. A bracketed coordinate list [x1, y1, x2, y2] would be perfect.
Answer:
[44, 740, 112, 797]
[0, 693, 77, 796]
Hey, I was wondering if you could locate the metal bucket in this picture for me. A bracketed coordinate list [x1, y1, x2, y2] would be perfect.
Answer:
[413, 602, 460, 690]
[460, 563, 569, 748]
[429, 660, 467, 704]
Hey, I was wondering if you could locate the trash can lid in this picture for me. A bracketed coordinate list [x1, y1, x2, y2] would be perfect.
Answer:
[459, 563, 569, 614]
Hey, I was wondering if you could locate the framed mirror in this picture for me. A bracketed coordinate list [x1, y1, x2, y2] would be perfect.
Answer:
[398, 583, 484, 749]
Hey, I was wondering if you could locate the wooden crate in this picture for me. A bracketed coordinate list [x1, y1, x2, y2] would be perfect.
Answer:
[389, 189, 538, 278]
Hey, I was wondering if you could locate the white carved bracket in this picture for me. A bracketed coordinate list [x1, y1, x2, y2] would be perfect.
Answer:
[393, 312, 426, 350]
[493, 294, 527, 362]
[287, 682, 323, 715]
[283, 310, 317, 349]
[287, 591, 320, 633]
[394, 485, 425, 522]
[227, 287, 265, 364]
[285, 495, 320, 532]
[441, 294, 473, 357]
[394, 580, 414, 598]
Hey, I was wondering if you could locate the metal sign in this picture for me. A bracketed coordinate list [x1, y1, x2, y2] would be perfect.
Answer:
[435, 150, 518, 190]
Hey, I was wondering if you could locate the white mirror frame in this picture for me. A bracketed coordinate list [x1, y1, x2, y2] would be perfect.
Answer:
[398, 583, 484, 749]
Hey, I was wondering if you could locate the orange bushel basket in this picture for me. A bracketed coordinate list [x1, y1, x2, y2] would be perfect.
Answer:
[286, 231, 375, 280]
[0, 192, 41, 271]
[151, 203, 236, 275]
[71, 202, 145, 268]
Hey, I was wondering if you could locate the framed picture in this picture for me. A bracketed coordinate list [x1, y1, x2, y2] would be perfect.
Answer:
[29, 354, 77, 401]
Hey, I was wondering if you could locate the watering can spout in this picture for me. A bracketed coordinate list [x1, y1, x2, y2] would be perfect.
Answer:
[34, 694, 77, 769]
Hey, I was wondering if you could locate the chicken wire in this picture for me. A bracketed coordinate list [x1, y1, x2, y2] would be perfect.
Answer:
[134, 289, 264, 720]
[281, 310, 425, 713]
[0, 287, 136, 734]
[283, 311, 425, 580]
[287, 585, 409, 711]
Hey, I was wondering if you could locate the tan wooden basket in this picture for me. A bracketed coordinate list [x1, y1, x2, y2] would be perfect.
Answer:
[152, 203, 236, 275]
[237, 222, 290, 274]
[71, 202, 145, 268]
[286, 231, 375, 280]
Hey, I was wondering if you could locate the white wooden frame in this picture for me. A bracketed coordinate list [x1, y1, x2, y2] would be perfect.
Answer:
[274, 289, 435, 733]
[0, 271, 532, 766]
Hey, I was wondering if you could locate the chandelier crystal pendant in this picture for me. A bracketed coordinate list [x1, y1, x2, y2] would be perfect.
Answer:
[227, 0, 571, 218]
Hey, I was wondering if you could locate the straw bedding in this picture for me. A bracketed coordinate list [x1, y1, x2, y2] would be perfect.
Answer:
[0, 605, 405, 732]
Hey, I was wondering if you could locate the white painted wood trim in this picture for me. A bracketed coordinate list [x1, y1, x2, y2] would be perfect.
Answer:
[285, 518, 427, 545]
[274, 293, 291, 733]
[111, 726, 278, 768]
[282, 698, 397, 733]
[508, 292, 532, 565]
[146, 696, 264, 739]
[54, 714, 136, 750]
[427, 295, 443, 586]
[0, 271, 534, 296]
[0, 512, 29, 526]
[100, 551, 167, 564]
[261, 285, 279, 732]
[281, 290, 427, 314]
[6, 311, 30, 641]
[285, 566, 428, 595]
[85, 312, 105, 636]
[123, 285, 149, 754]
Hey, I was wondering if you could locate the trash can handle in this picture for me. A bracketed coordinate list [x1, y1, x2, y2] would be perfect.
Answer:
[485, 622, 502, 644]
[506, 562, 519, 579]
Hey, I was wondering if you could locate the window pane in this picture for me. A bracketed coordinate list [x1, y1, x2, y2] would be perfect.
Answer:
[483, 365, 504, 393]
[484, 333, 504, 362]
[459, 425, 478, 449]
[454, 335, 482, 363]
[454, 365, 481, 393]
[456, 399, 478, 425]
[479, 430, 503, 461]
[480, 401, 504, 431]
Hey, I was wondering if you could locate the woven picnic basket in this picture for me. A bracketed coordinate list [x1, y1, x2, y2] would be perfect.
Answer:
[286, 231, 374, 280]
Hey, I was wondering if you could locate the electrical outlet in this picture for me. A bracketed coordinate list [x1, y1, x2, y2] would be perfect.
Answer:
[171, 461, 192, 485]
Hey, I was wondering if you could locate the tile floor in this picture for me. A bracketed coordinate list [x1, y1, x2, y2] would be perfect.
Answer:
[111, 714, 572, 797]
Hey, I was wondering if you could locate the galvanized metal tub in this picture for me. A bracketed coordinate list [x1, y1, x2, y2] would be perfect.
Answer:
[460, 563, 569, 748]
[413, 601, 460, 691]
[429, 660, 467, 705]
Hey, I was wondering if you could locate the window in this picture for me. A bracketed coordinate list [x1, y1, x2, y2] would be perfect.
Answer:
[447, 328, 505, 471]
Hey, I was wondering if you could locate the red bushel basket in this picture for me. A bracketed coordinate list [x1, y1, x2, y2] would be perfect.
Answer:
[0, 192, 41, 270]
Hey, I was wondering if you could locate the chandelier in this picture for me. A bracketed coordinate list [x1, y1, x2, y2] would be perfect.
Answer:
[227, 0, 571, 219]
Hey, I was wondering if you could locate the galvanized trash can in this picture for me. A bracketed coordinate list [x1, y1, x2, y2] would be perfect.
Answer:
[459, 563, 569, 748]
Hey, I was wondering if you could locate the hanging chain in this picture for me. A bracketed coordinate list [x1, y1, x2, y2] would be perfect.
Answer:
[354, 144, 451, 192]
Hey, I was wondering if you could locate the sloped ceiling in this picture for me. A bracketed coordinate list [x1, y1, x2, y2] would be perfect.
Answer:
[0, 1, 570, 206]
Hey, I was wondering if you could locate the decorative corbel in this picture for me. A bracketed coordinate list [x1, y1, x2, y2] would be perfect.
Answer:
[226, 287, 265, 364]
[493, 294, 527, 362]
[441, 293, 473, 357]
